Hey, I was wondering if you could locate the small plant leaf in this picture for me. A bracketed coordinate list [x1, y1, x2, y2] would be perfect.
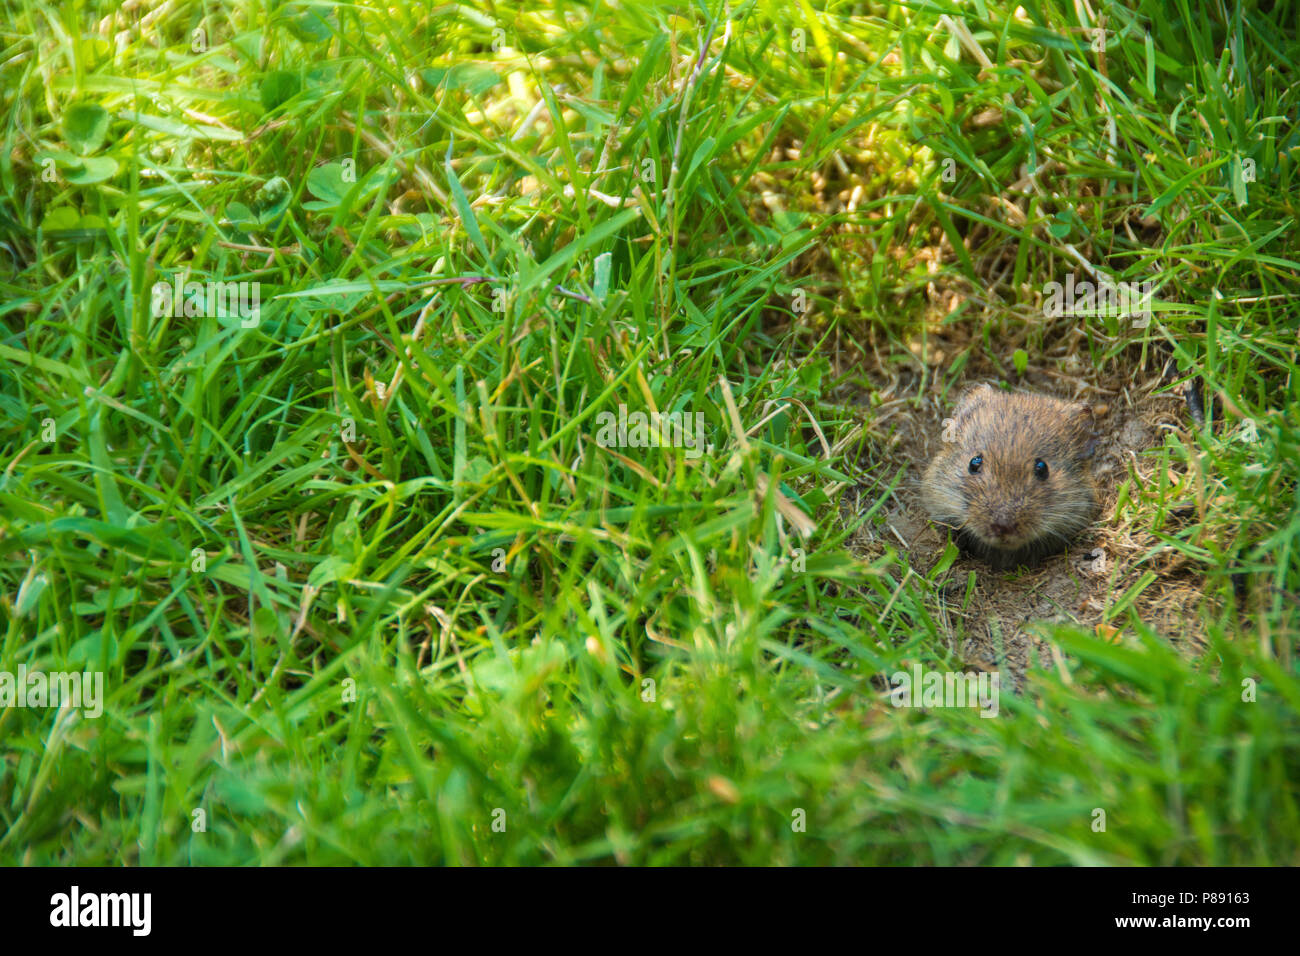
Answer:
[593, 251, 612, 302]
[421, 65, 501, 96]
[224, 201, 256, 228]
[64, 155, 118, 184]
[260, 71, 301, 112]
[63, 102, 110, 155]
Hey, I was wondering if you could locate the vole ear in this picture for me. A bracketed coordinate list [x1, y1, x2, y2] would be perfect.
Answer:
[1067, 401, 1093, 422]
[1068, 402, 1098, 456]
[953, 382, 993, 419]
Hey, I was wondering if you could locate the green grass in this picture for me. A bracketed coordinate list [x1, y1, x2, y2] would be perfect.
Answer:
[0, 0, 1298, 864]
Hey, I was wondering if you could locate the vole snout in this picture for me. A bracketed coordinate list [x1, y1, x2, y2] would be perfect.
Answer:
[988, 511, 1017, 539]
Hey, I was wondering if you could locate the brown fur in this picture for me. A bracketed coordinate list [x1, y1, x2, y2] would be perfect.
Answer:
[921, 384, 1099, 569]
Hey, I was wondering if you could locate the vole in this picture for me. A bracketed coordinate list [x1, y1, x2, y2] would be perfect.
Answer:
[921, 383, 1099, 569]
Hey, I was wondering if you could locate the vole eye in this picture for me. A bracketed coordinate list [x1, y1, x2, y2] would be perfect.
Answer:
[968, 455, 983, 474]
[1034, 458, 1049, 480]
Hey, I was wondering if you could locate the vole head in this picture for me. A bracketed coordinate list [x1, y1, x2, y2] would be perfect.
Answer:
[924, 384, 1098, 556]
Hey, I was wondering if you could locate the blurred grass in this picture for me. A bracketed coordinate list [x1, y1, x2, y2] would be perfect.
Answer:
[0, 0, 1297, 864]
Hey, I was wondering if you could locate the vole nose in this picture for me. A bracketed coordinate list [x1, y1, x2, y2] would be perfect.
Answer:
[990, 515, 1016, 537]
